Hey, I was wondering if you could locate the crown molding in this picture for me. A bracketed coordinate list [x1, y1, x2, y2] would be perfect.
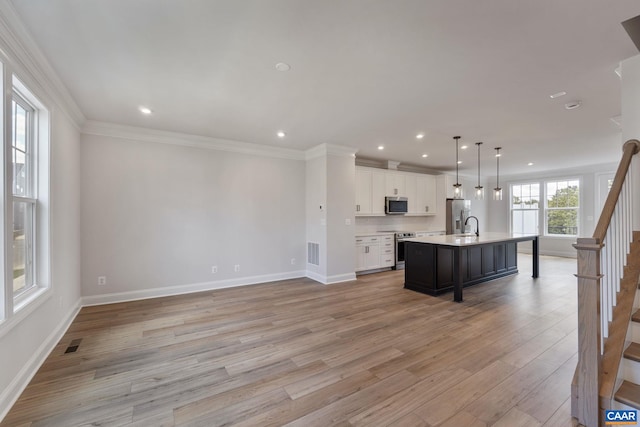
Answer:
[82, 120, 306, 161]
[0, 1, 85, 128]
[305, 143, 357, 160]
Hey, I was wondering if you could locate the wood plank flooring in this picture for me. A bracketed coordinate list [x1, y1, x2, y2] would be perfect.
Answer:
[2, 255, 577, 426]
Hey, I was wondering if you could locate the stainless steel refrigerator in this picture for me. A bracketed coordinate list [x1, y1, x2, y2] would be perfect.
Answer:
[446, 198, 471, 234]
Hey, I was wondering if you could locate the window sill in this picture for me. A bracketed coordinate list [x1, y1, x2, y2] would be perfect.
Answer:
[0, 286, 51, 340]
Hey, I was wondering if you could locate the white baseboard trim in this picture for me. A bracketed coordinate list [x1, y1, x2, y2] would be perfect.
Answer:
[518, 249, 577, 259]
[0, 299, 82, 422]
[81, 270, 307, 306]
[305, 271, 357, 285]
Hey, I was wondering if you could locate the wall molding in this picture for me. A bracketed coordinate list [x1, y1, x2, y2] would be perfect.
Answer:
[82, 120, 307, 161]
[0, 299, 82, 422]
[81, 270, 307, 306]
[305, 143, 357, 161]
[305, 270, 356, 284]
[0, 1, 85, 128]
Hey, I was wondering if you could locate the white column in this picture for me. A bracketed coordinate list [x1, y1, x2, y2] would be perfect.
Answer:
[621, 54, 640, 230]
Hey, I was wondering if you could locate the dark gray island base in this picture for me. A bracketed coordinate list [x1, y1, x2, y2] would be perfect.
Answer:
[404, 233, 539, 302]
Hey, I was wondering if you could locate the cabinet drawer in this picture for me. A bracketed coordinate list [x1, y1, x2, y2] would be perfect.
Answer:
[382, 247, 394, 255]
[381, 257, 395, 267]
[355, 236, 380, 244]
[382, 235, 394, 242]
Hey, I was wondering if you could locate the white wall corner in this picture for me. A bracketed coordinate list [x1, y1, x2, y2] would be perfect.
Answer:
[82, 120, 306, 161]
[0, 299, 82, 422]
[305, 143, 357, 160]
[0, 0, 85, 128]
[305, 271, 356, 285]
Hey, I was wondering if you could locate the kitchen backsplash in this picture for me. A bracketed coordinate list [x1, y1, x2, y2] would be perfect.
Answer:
[355, 215, 444, 233]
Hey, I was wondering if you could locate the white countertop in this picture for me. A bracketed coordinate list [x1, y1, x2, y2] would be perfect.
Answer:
[355, 232, 396, 237]
[355, 230, 445, 238]
[403, 232, 538, 247]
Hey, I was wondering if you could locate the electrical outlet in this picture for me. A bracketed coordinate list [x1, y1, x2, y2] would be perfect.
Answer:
[211, 266, 217, 274]
[98, 276, 106, 286]
[234, 264, 240, 272]
[291, 258, 296, 265]
[345, 218, 351, 225]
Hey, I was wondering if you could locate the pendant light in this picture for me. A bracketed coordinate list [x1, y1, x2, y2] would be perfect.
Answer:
[474, 142, 484, 200]
[493, 147, 503, 201]
[453, 136, 463, 198]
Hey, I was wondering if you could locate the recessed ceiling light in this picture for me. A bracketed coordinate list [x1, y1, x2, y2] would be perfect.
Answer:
[457, 160, 462, 164]
[549, 91, 567, 99]
[275, 62, 291, 72]
[378, 145, 384, 150]
[416, 133, 425, 139]
[528, 162, 534, 166]
[277, 131, 286, 138]
[422, 154, 428, 158]
[461, 145, 468, 150]
[564, 101, 582, 110]
[139, 106, 152, 115]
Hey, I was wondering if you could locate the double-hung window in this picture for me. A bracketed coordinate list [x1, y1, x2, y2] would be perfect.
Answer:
[11, 93, 36, 300]
[510, 179, 581, 238]
[511, 183, 539, 234]
[545, 179, 580, 236]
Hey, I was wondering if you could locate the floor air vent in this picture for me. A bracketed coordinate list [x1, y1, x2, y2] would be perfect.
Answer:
[308, 242, 319, 265]
[65, 338, 82, 354]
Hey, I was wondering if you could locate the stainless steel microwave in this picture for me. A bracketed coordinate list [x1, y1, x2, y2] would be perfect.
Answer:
[385, 196, 408, 215]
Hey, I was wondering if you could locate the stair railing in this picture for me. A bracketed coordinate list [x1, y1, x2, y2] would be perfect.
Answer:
[572, 139, 640, 426]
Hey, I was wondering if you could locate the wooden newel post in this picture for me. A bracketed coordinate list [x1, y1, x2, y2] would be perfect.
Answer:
[572, 237, 603, 427]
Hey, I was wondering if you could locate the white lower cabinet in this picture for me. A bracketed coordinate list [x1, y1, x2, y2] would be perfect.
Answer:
[356, 234, 395, 272]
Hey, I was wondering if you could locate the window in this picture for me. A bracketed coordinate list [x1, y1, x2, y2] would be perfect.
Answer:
[545, 179, 580, 236]
[11, 94, 36, 299]
[511, 183, 539, 234]
[6, 75, 50, 315]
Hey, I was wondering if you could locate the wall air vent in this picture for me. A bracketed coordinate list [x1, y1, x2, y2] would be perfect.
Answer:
[307, 242, 319, 266]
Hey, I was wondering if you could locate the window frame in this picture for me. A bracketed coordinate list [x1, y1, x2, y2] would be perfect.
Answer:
[11, 92, 37, 302]
[509, 181, 540, 235]
[544, 178, 580, 238]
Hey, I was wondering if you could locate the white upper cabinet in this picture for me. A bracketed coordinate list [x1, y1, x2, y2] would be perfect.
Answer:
[415, 174, 436, 215]
[385, 172, 406, 197]
[371, 171, 386, 215]
[355, 166, 436, 216]
[355, 168, 372, 214]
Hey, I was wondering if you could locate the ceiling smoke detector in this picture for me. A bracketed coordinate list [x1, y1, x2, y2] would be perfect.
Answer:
[564, 101, 582, 110]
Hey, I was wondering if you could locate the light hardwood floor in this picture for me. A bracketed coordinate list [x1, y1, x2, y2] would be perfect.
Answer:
[2, 254, 577, 426]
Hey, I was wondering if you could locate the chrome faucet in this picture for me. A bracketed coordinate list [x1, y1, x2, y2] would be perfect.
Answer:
[464, 216, 479, 237]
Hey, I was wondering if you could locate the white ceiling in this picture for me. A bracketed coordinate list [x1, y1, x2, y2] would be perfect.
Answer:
[9, 0, 640, 176]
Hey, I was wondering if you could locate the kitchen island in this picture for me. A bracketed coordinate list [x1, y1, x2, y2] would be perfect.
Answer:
[404, 232, 539, 302]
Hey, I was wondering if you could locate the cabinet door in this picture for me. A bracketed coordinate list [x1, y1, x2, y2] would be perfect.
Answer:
[416, 175, 436, 215]
[405, 174, 418, 213]
[355, 243, 367, 271]
[364, 243, 381, 269]
[355, 168, 372, 215]
[385, 172, 406, 196]
[371, 171, 386, 215]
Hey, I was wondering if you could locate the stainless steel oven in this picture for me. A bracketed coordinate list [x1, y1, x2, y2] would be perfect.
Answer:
[394, 232, 415, 270]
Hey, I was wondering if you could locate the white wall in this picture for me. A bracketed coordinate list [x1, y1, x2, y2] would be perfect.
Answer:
[487, 163, 617, 257]
[0, 92, 82, 420]
[305, 154, 327, 280]
[326, 152, 356, 281]
[80, 132, 306, 303]
[621, 54, 640, 230]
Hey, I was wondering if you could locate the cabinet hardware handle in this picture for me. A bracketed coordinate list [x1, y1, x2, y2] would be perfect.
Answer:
[365, 246, 369, 253]
[425, 206, 429, 212]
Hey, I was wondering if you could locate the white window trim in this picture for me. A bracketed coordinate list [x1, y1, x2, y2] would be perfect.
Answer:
[509, 181, 540, 235]
[0, 72, 51, 322]
[543, 177, 581, 238]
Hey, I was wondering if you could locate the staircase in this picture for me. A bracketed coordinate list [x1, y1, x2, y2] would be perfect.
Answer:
[614, 266, 640, 410]
[572, 140, 640, 426]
